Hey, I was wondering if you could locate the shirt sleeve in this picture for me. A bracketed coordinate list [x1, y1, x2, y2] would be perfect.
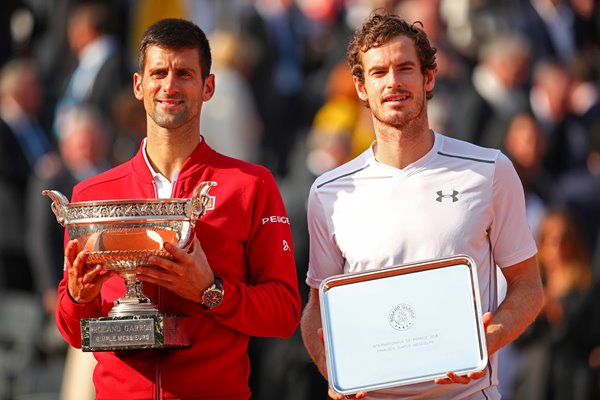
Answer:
[206, 172, 301, 338]
[490, 153, 538, 268]
[305, 183, 345, 288]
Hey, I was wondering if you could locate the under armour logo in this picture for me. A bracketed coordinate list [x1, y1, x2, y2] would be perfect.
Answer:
[436, 190, 459, 202]
[283, 240, 290, 251]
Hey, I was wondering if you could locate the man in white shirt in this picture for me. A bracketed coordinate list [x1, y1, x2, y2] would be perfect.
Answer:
[300, 11, 544, 400]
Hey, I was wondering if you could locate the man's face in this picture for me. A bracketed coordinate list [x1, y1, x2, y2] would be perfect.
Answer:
[353, 35, 435, 130]
[133, 46, 214, 130]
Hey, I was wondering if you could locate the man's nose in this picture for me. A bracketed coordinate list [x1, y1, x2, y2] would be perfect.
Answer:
[387, 69, 403, 87]
[162, 71, 178, 92]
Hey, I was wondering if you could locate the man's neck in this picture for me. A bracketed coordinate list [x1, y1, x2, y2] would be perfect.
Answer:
[373, 125, 434, 170]
[145, 128, 201, 181]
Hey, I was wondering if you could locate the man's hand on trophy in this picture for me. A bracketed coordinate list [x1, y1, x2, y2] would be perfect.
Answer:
[139, 236, 215, 303]
[65, 239, 116, 304]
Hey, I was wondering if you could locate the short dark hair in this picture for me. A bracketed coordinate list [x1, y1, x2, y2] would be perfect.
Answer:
[346, 11, 437, 99]
[138, 18, 212, 79]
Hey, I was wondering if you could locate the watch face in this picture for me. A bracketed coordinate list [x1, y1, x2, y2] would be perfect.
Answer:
[203, 278, 224, 309]
[203, 289, 223, 308]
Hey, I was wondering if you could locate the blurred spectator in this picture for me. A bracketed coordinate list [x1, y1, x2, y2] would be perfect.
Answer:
[201, 29, 262, 163]
[552, 123, 600, 279]
[0, 58, 53, 169]
[530, 58, 572, 136]
[0, 0, 35, 67]
[531, 58, 589, 177]
[239, 0, 323, 178]
[30, 0, 79, 111]
[308, 61, 373, 160]
[447, 33, 531, 148]
[110, 87, 146, 166]
[567, 51, 600, 144]
[556, 52, 600, 183]
[498, 111, 554, 399]
[510, 0, 587, 66]
[53, 1, 128, 144]
[439, 0, 513, 63]
[512, 208, 599, 400]
[27, 105, 110, 320]
[504, 112, 555, 234]
[0, 58, 55, 292]
[569, 0, 600, 50]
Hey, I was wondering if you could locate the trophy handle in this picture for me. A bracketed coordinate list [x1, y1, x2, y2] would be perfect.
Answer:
[42, 190, 70, 227]
[187, 181, 217, 223]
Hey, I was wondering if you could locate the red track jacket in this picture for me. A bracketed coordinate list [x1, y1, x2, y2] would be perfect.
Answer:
[55, 138, 301, 399]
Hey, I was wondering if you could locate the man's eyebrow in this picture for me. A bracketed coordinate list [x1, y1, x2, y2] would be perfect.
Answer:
[175, 66, 195, 72]
[147, 65, 166, 72]
[366, 63, 385, 72]
[147, 65, 196, 73]
[367, 60, 416, 73]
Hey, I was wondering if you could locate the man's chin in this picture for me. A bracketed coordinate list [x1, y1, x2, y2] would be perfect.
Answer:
[152, 114, 188, 130]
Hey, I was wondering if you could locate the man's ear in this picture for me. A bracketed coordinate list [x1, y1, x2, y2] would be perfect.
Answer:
[202, 74, 215, 102]
[133, 72, 143, 101]
[353, 75, 368, 103]
[424, 68, 436, 93]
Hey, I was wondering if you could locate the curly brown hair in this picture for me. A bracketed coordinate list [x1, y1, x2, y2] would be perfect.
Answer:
[346, 11, 437, 99]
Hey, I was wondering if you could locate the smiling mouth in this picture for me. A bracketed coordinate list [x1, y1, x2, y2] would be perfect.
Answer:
[383, 93, 410, 102]
[157, 99, 184, 106]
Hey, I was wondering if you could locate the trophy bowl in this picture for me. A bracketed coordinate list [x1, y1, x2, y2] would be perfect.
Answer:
[43, 181, 216, 317]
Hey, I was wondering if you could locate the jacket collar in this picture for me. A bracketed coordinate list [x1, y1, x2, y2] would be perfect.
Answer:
[130, 135, 215, 183]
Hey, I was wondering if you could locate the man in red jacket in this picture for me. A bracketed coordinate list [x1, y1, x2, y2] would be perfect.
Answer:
[56, 18, 301, 399]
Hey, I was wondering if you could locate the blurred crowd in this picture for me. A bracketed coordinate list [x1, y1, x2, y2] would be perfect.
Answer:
[0, 0, 599, 399]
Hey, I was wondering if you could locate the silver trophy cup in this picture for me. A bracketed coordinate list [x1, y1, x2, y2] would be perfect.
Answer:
[43, 181, 216, 351]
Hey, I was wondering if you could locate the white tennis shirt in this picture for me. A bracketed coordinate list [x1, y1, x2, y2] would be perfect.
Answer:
[306, 132, 537, 399]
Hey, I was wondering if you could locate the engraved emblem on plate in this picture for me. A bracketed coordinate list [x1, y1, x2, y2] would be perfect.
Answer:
[389, 303, 416, 331]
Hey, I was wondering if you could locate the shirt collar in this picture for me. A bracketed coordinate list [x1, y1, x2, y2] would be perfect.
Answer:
[142, 138, 175, 198]
[141, 136, 204, 198]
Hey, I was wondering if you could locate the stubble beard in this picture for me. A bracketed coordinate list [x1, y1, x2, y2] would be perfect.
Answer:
[371, 93, 427, 137]
[150, 105, 190, 130]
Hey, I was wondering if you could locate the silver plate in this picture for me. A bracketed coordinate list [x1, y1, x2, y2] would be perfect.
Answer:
[319, 255, 488, 395]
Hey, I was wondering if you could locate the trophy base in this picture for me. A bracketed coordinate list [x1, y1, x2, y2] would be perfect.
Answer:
[80, 314, 190, 352]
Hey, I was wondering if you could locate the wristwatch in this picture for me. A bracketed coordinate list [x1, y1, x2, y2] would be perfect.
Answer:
[201, 277, 224, 309]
